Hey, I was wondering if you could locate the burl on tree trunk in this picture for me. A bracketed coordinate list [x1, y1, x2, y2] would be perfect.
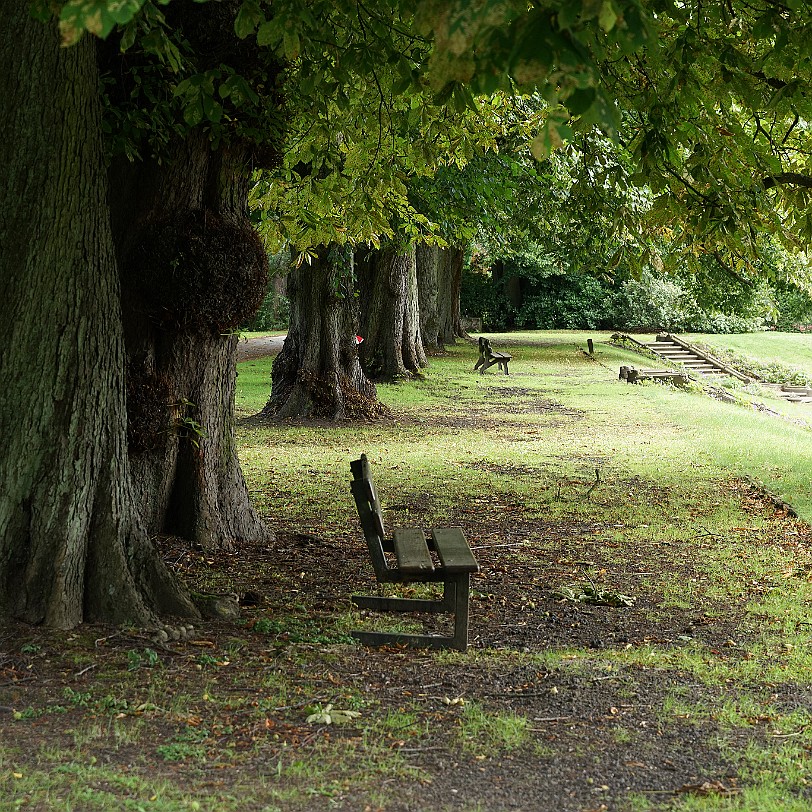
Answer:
[265, 246, 385, 420]
[357, 245, 428, 381]
[0, 2, 196, 627]
[110, 134, 270, 551]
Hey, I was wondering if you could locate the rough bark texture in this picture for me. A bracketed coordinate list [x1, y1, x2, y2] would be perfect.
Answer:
[109, 134, 270, 551]
[0, 3, 196, 627]
[264, 247, 382, 420]
[416, 244, 443, 352]
[358, 245, 427, 381]
[437, 246, 468, 344]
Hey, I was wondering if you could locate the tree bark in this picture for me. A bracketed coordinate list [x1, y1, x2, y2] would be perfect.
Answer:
[264, 246, 383, 420]
[358, 245, 427, 380]
[416, 243, 443, 352]
[0, 3, 196, 627]
[437, 246, 468, 344]
[109, 134, 270, 551]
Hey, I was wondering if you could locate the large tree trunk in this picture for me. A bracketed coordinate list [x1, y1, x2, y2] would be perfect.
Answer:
[437, 246, 468, 344]
[416, 243, 443, 352]
[358, 245, 427, 380]
[0, 3, 196, 627]
[109, 134, 270, 551]
[265, 246, 382, 420]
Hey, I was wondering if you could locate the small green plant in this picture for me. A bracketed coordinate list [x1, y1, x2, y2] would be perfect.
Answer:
[457, 703, 530, 755]
[612, 726, 635, 745]
[197, 653, 225, 668]
[127, 648, 161, 671]
[156, 726, 210, 763]
[169, 398, 207, 448]
[62, 687, 92, 707]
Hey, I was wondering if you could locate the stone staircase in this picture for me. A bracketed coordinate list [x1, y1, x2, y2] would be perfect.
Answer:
[762, 384, 812, 404]
[643, 333, 750, 380]
[640, 333, 812, 406]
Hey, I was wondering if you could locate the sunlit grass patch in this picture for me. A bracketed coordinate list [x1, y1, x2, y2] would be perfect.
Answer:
[456, 701, 531, 755]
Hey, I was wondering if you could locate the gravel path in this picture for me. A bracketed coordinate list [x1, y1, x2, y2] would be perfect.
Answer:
[236, 334, 285, 362]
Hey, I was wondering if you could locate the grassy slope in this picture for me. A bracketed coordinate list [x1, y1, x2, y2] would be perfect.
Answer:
[238, 331, 812, 521]
[685, 332, 812, 379]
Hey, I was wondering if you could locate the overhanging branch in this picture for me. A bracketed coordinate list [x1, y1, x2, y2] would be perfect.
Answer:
[763, 172, 812, 190]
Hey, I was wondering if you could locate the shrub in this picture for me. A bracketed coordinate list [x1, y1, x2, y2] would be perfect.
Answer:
[613, 271, 697, 332]
[244, 290, 289, 331]
[461, 267, 517, 331]
[516, 274, 614, 330]
[774, 283, 812, 331]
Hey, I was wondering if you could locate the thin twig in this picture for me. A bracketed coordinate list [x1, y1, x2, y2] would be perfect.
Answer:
[0, 676, 36, 687]
[396, 746, 446, 753]
[95, 630, 126, 648]
[583, 468, 601, 501]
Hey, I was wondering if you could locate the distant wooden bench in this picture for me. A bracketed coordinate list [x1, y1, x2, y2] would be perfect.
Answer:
[474, 337, 511, 375]
[350, 454, 479, 651]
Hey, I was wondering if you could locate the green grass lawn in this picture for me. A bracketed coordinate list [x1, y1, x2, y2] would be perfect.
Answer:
[685, 331, 812, 380]
[238, 330, 812, 522]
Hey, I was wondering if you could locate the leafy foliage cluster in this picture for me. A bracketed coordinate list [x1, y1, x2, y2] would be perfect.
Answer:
[463, 254, 812, 334]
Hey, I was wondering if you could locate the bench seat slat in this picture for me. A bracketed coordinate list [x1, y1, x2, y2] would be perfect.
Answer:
[431, 528, 479, 573]
[393, 528, 435, 574]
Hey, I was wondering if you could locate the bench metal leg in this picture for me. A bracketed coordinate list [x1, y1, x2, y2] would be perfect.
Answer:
[352, 580, 456, 615]
[351, 595, 447, 613]
[451, 574, 470, 650]
[352, 574, 471, 651]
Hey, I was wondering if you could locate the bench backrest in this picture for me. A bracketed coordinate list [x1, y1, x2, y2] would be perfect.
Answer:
[350, 455, 389, 579]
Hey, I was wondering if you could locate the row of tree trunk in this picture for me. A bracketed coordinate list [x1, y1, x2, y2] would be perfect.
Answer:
[267, 243, 468, 420]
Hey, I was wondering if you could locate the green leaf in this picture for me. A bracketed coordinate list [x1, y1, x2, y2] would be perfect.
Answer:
[256, 20, 280, 48]
[282, 30, 301, 59]
[183, 97, 204, 127]
[531, 118, 573, 160]
[59, 0, 147, 43]
[119, 21, 137, 52]
[557, 0, 582, 31]
[234, 0, 264, 40]
[202, 95, 223, 123]
[598, 0, 618, 32]
[566, 87, 596, 116]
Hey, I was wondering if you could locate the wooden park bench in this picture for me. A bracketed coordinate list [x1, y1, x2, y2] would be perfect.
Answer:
[349, 454, 479, 651]
[474, 337, 511, 375]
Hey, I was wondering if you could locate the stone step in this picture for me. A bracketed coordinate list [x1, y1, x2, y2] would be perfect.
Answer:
[643, 340, 730, 375]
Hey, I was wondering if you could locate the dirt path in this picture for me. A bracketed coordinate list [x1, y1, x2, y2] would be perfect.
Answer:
[236, 334, 285, 362]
